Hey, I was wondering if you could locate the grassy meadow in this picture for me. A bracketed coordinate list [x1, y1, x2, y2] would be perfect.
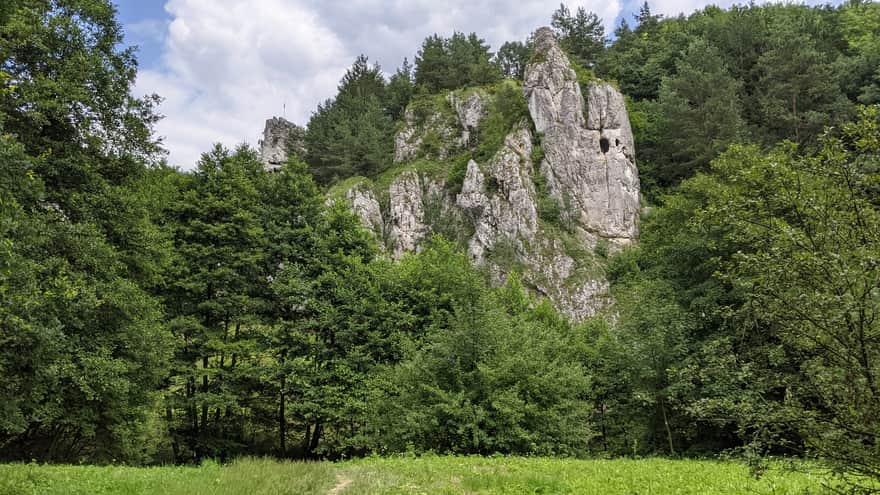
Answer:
[0, 456, 833, 495]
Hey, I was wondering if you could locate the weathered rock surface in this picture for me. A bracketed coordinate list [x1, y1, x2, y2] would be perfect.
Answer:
[524, 27, 640, 245]
[455, 126, 607, 320]
[387, 172, 427, 260]
[526, 237, 610, 320]
[260, 117, 305, 171]
[394, 109, 456, 163]
[457, 127, 537, 261]
[448, 90, 488, 148]
[393, 90, 488, 163]
[525, 29, 585, 133]
[347, 187, 383, 238]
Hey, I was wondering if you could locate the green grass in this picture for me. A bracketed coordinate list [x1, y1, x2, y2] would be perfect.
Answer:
[0, 456, 832, 495]
[371, 158, 451, 193]
[326, 176, 372, 201]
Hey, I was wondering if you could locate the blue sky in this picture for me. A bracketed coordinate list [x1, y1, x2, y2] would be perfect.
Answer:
[113, 0, 839, 169]
[114, 2, 169, 70]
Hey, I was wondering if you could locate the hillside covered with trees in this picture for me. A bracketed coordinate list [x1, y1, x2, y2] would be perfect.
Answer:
[1, 0, 879, 492]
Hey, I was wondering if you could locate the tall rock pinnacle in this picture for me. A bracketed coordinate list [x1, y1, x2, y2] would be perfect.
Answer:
[259, 117, 305, 172]
[524, 27, 640, 245]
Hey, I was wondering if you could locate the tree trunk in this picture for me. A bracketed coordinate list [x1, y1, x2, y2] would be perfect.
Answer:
[304, 423, 311, 454]
[279, 374, 286, 456]
[308, 421, 322, 457]
[600, 403, 608, 452]
[166, 405, 180, 462]
[201, 356, 209, 431]
[231, 322, 240, 368]
[660, 397, 675, 455]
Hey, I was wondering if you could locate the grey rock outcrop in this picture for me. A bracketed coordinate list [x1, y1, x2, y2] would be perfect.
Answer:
[260, 117, 305, 171]
[388, 171, 428, 260]
[455, 125, 610, 320]
[524, 27, 640, 246]
[457, 127, 537, 261]
[305, 27, 639, 321]
[394, 109, 459, 163]
[448, 90, 488, 148]
[347, 187, 383, 237]
[393, 90, 488, 163]
[525, 29, 585, 133]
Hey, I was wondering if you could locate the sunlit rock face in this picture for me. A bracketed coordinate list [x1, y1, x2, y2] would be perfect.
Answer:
[524, 27, 640, 247]
[393, 90, 488, 163]
[457, 128, 538, 262]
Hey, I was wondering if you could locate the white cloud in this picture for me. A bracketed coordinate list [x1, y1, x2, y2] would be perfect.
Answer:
[126, 18, 167, 42]
[134, 0, 622, 169]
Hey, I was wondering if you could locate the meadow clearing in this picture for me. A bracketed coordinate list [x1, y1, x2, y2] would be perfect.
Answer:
[0, 456, 833, 495]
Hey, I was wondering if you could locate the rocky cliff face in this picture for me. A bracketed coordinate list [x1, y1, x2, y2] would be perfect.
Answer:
[260, 117, 305, 171]
[457, 128, 537, 262]
[274, 28, 639, 321]
[394, 90, 488, 163]
[525, 27, 639, 246]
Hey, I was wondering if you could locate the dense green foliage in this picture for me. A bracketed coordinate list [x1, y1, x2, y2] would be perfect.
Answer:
[2, 2, 880, 493]
[304, 56, 394, 185]
[551, 3, 606, 67]
[0, 0, 171, 463]
[597, 1, 871, 192]
[472, 81, 531, 163]
[370, 253, 592, 456]
[414, 32, 501, 93]
[0, 457, 835, 495]
[494, 41, 530, 80]
[600, 107, 880, 491]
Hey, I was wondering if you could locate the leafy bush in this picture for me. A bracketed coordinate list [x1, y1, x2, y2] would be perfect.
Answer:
[474, 81, 530, 162]
[368, 248, 594, 456]
[445, 153, 473, 195]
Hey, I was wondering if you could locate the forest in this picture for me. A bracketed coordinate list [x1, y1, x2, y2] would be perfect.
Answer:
[1, 0, 879, 493]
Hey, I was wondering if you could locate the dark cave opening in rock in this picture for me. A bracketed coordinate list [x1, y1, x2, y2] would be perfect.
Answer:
[600, 137, 610, 153]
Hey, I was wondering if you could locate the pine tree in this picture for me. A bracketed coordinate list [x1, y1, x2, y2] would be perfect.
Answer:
[755, 22, 853, 144]
[495, 41, 531, 80]
[304, 56, 393, 184]
[386, 58, 415, 120]
[657, 39, 747, 182]
[551, 4, 606, 66]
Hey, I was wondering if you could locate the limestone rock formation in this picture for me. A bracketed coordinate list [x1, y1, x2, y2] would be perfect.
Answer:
[524, 27, 640, 246]
[287, 27, 639, 320]
[448, 90, 488, 148]
[394, 109, 457, 163]
[387, 171, 428, 260]
[457, 127, 537, 261]
[524, 29, 585, 133]
[393, 90, 488, 163]
[347, 187, 383, 238]
[260, 117, 305, 171]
